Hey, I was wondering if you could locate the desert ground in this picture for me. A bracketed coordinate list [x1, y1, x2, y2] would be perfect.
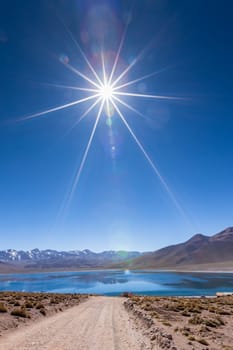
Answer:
[0, 292, 233, 349]
[125, 294, 233, 350]
[0, 294, 151, 350]
[0, 292, 88, 337]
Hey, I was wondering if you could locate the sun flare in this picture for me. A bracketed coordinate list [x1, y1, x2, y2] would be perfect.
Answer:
[100, 83, 114, 101]
[21, 21, 187, 220]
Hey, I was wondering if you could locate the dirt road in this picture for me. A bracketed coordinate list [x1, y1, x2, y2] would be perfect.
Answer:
[0, 297, 152, 350]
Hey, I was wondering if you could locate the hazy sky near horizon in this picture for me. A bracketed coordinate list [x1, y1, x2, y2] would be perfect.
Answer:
[0, 0, 233, 251]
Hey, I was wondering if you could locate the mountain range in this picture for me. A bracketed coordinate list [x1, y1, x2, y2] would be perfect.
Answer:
[116, 227, 233, 270]
[0, 248, 141, 272]
[0, 227, 233, 272]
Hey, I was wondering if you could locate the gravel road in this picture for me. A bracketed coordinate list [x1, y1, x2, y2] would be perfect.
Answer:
[0, 296, 151, 350]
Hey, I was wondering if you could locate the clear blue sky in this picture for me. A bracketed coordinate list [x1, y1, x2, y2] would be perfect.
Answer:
[0, 0, 233, 251]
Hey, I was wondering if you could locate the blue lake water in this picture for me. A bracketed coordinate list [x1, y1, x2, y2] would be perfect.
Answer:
[0, 270, 233, 296]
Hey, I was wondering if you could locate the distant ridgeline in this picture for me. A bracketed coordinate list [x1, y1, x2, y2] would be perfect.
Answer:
[114, 227, 233, 270]
[0, 249, 141, 271]
[1, 227, 233, 272]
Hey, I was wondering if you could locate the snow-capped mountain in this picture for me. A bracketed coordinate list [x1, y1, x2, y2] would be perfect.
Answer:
[0, 248, 141, 270]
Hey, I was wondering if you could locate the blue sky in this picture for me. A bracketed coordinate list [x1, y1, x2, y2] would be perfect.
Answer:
[0, 0, 233, 251]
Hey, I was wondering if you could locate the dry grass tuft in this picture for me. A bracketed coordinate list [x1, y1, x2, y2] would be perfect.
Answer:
[11, 308, 28, 318]
[0, 302, 7, 313]
[197, 338, 209, 345]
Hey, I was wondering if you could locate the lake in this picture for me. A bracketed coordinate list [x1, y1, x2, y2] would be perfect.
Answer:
[0, 270, 233, 296]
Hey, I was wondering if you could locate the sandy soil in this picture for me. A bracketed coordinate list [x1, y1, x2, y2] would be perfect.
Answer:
[0, 296, 152, 350]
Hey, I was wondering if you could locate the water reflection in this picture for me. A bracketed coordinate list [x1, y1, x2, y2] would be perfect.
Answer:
[0, 270, 233, 296]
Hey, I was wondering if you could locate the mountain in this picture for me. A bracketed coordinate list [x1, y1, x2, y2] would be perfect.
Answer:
[0, 248, 141, 272]
[115, 227, 233, 270]
[1, 227, 233, 272]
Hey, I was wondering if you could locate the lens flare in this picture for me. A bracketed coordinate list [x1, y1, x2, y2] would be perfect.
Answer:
[20, 19, 188, 221]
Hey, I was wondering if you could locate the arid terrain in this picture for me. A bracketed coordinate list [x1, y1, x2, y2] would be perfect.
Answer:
[0, 292, 88, 337]
[0, 292, 233, 349]
[0, 295, 151, 350]
[125, 294, 233, 349]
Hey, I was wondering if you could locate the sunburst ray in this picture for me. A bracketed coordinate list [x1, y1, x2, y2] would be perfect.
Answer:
[64, 100, 105, 210]
[110, 97, 187, 219]
[42, 82, 99, 93]
[113, 65, 174, 91]
[111, 42, 153, 88]
[114, 91, 182, 100]
[101, 50, 107, 85]
[113, 71, 159, 91]
[108, 17, 130, 85]
[20, 94, 100, 121]
[62, 62, 101, 89]
[113, 95, 148, 121]
[60, 18, 104, 88]
[67, 96, 102, 134]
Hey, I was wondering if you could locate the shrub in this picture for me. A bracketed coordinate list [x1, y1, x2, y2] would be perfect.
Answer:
[204, 319, 218, 328]
[215, 315, 225, 325]
[219, 310, 231, 315]
[189, 315, 202, 325]
[24, 302, 33, 309]
[198, 338, 209, 346]
[183, 331, 190, 337]
[188, 336, 195, 341]
[181, 310, 191, 317]
[121, 292, 133, 298]
[40, 309, 46, 316]
[0, 302, 7, 313]
[11, 308, 27, 318]
[204, 316, 225, 328]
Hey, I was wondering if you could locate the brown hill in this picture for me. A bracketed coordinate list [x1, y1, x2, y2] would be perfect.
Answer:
[120, 227, 233, 269]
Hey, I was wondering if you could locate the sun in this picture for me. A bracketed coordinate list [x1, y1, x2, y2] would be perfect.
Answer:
[20, 22, 186, 220]
[99, 83, 114, 101]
